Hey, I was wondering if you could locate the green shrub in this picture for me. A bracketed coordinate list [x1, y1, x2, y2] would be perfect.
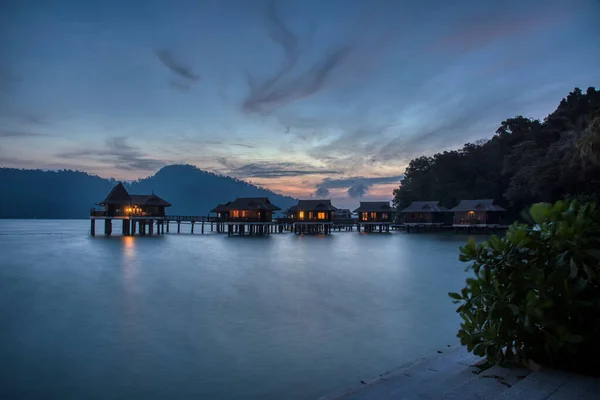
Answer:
[449, 201, 600, 373]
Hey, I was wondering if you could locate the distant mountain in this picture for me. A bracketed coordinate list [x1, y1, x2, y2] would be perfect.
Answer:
[0, 164, 297, 219]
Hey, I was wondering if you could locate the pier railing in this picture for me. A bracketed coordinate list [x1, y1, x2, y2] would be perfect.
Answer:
[90, 214, 358, 225]
[164, 216, 218, 222]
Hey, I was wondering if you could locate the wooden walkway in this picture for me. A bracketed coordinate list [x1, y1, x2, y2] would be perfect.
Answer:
[91, 215, 365, 236]
[89, 215, 509, 237]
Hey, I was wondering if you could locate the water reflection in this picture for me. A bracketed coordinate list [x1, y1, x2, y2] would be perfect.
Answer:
[122, 236, 137, 280]
[1, 220, 476, 400]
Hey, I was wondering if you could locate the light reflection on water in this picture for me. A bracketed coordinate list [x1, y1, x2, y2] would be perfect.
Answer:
[0, 220, 482, 400]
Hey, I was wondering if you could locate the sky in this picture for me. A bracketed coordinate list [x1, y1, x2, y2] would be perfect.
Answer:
[1, 0, 599, 209]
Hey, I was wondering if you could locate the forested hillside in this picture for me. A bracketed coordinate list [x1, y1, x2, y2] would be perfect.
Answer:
[393, 87, 600, 217]
[0, 164, 297, 218]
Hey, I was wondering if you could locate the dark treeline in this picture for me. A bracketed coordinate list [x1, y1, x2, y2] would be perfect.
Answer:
[393, 87, 600, 218]
[0, 164, 297, 219]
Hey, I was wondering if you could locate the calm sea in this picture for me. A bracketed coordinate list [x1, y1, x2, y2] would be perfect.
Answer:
[0, 220, 477, 399]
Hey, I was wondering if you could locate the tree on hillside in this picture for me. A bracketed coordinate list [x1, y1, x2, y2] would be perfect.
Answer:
[393, 87, 600, 218]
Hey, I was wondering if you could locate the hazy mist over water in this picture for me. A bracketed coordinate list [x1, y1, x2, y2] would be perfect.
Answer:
[0, 220, 476, 399]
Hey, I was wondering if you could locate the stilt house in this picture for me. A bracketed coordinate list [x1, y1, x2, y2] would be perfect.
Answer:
[450, 199, 505, 226]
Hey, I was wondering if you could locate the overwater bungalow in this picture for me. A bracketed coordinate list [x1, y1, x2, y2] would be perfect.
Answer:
[211, 197, 281, 236]
[353, 201, 394, 232]
[289, 199, 337, 234]
[450, 199, 506, 227]
[90, 183, 171, 236]
[210, 203, 231, 219]
[224, 197, 280, 222]
[400, 201, 447, 228]
[96, 182, 171, 217]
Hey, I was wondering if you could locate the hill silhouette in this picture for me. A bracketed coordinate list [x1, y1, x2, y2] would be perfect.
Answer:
[0, 164, 297, 219]
[393, 86, 600, 217]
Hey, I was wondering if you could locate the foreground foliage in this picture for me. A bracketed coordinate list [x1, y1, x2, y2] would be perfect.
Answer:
[450, 201, 600, 373]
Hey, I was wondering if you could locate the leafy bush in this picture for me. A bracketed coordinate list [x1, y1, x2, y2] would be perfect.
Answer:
[449, 201, 600, 373]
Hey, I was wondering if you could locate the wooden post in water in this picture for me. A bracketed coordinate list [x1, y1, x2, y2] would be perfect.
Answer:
[191, 221, 195, 234]
[104, 219, 112, 236]
[149, 220, 154, 235]
[166, 221, 169, 233]
[131, 219, 136, 235]
[91, 219, 95, 236]
[122, 219, 128, 235]
[201, 221, 204, 234]
[177, 221, 181, 233]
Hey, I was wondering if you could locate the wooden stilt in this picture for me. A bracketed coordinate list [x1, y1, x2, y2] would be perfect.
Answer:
[91, 219, 96, 236]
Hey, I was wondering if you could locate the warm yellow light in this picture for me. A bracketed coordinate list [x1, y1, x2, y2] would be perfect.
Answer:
[468, 211, 475, 216]
[317, 212, 325, 220]
[299, 211, 305, 220]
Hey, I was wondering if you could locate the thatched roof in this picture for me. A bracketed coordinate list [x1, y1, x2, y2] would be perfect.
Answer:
[291, 199, 337, 212]
[449, 199, 506, 212]
[210, 203, 231, 213]
[100, 182, 131, 205]
[99, 183, 171, 207]
[400, 201, 448, 213]
[130, 194, 171, 207]
[219, 197, 281, 211]
[353, 201, 394, 213]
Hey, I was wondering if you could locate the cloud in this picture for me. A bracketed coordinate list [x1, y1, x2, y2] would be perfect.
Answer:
[242, 1, 354, 114]
[155, 49, 200, 82]
[218, 159, 341, 178]
[178, 138, 255, 149]
[316, 175, 403, 198]
[0, 130, 48, 138]
[315, 186, 330, 197]
[433, 0, 575, 53]
[168, 79, 192, 92]
[59, 137, 166, 171]
[347, 182, 370, 198]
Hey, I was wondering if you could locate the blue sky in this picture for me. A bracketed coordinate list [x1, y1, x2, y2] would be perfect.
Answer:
[1, 0, 599, 208]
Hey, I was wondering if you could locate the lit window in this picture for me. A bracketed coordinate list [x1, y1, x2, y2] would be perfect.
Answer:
[299, 211, 305, 220]
[231, 210, 240, 217]
[241, 210, 247, 217]
[370, 212, 377, 219]
[468, 211, 475, 216]
[362, 213, 368, 221]
[317, 212, 325, 220]
[382, 213, 389, 220]
[308, 212, 313, 219]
